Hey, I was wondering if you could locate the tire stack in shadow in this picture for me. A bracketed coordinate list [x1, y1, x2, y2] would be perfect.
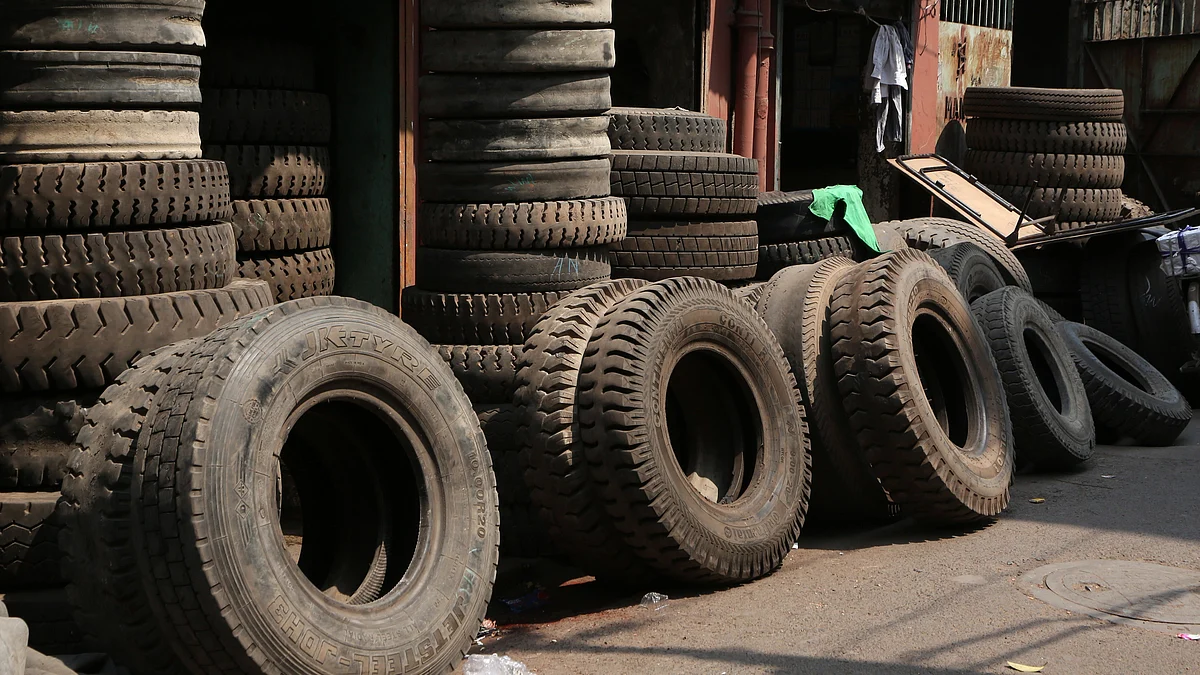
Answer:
[754, 190, 862, 278]
[408, 0, 625, 559]
[0, 0, 272, 654]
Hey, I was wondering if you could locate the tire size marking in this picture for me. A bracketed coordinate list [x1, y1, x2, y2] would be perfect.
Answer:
[271, 324, 442, 391]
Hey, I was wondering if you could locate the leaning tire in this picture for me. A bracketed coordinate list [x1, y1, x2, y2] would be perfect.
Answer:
[0, 110, 200, 163]
[0, 0, 207, 51]
[401, 289, 568, 346]
[929, 242, 1009, 305]
[963, 87, 1125, 121]
[422, 30, 616, 73]
[419, 197, 627, 250]
[416, 247, 611, 294]
[884, 217, 1032, 291]
[612, 220, 758, 282]
[0, 50, 201, 108]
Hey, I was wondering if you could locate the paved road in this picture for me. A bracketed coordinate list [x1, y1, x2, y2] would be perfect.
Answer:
[475, 420, 1200, 674]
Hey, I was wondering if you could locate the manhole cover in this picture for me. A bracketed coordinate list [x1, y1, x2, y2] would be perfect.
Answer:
[1020, 560, 1200, 633]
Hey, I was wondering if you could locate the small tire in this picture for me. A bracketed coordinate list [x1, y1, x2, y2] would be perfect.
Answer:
[0, 50, 201, 109]
[607, 108, 727, 153]
[929, 242, 1009, 304]
[419, 73, 612, 119]
[419, 197, 627, 250]
[991, 185, 1123, 223]
[402, 288, 568, 346]
[437, 345, 524, 405]
[611, 220, 758, 282]
[611, 150, 758, 217]
[965, 120, 1128, 155]
[424, 116, 610, 162]
[884, 217, 1033, 291]
[0, 0, 206, 51]
[416, 246, 610, 294]
[237, 248, 336, 302]
[756, 236, 859, 278]
[422, 29, 616, 73]
[963, 87, 1125, 121]
[965, 151, 1124, 189]
[199, 89, 332, 145]
[421, 158, 611, 204]
[229, 198, 332, 253]
[0, 110, 200, 163]
[422, 0, 612, 27]
[205, 145, 329, 199]
[0, 492, 65, 589]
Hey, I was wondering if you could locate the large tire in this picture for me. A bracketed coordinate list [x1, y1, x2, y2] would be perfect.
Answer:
[514, 280, 651, 579]
[963, 87, 1125, 121]
[437, 345, 524, 405]
[205, 145, 329, 199]
[2, 222, 237, 302]
[756, 236, 859, 278]
[0, 0, 207, 51]
[419, 197, 627, 250]
[424, 117, 610, 162]
[884, 217, 1033, 291]
[966, 120, 1127, 155]
[422, 0, 612, 27]
[965, 151, 1124, 189]
[991, 185, 1123, 223]
[929, 242, 1009, 305]
[757, 189, 846, 245]
[419, 73, 612, 119]
[610, 150, 758, 217]
[973, 288, 1095, 468]
[199, 89, 332, 145]
[1059, 322, 1192, 446]
[237, 249, 336, 302]
[0, 110, 200, 163]
[229, 198, 332, 253]
[421, 158, 611, 203]
[0, 50, 201, 108]
[607, 108, 727, 153]
[422, 30, 616, 73]
[0, 492, 64, 589]
[754, 259, 896, 522]
[0, 160, 232, 231]
[0, 393, 90, 490]
[416, 246, 610, 294]
[475, 405, 555, 559]
[577, 277, 812, 583]
[611, 220, 758, 281]
[830, 249, 1014, 523]
[402, 289, 567, 346]
[0, 279, 272, 393]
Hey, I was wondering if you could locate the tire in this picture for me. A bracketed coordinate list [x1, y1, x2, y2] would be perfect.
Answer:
[514, 279, 652, 579]
[929, 242, 1009, 305]
[965, 151, 1124, 189]
[206, 145, 329, 199]
[972, 288, 1095, 468]
[754, 259, 896, 523]
[0, 279, 273, 393]
[0, 589, 89, 656]
[611, 220, 758, 282]
[230, 198, 332, 253]
[416, 246, 611, 293]
[421, 158, 611, 203]
[1, 222, 237, 302]
[0, 50, 201, 108]
[1016, 242, 1084, 296]
[0, 160, 232, 231]
[422, 0, 612, 27]
[237, 249, 336, 302]
[419, 73, 612, 119]
[1059, 322, 1192, 446]
[0, 492, 64, 589]
[611, 151, 759, 217]
[419, 197, 627, 250]
[756, 236, 859, 278]
[422, 29, 616, 73]
[128, 297, 498, 674]
[966, 120, 1128, 155]
[424, 117, 610, 162]
[402, 289, 568, 346]
[963, 87, 1125, 121]
[201, 35, 317, 91]
[0, 110, 200, 163]
[884, 217, 1033, 291]
[757, 190, 846, 245]
[0, 0, 207, 51]
[0, 393, 91, 490]
[577, 277, 812, 583]
[437, 345, 524, 405]
[475, 405, 556, 559]
[830, 249, 1014, 523]
[607, 108, 727, 153]
[991, 185, 1122, 223]
[200, 89, 332, 145]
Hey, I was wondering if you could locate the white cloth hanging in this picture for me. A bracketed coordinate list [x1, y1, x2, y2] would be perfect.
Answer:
[866, 25, 909, 152]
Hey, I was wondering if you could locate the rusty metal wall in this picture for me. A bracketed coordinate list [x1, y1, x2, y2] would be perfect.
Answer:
[1086, 0, 1200, 40]
[935, 21, 1012, 164]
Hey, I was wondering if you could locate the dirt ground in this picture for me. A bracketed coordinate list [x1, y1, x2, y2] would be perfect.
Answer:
[471, 419, 1200, 674]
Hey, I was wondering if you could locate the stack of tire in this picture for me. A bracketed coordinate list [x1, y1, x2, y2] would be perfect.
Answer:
[607, 108, 761, 282]
[753, 190, 863, 278]
[408, 0, 624, 559]
[0, 0, 272, 654]
[963, 87, 1127, 230]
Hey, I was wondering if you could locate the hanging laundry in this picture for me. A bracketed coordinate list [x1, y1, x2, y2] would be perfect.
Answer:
[865, 24, 909, 153]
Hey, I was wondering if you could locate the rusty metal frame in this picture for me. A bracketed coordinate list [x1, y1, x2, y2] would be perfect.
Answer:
[398, 0, 419, 310]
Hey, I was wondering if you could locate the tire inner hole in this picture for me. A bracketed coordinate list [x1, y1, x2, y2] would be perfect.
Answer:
[1025, 328, 1064, 413]
[912, 313, 973, 448]
[1084, 338, 1151, 393]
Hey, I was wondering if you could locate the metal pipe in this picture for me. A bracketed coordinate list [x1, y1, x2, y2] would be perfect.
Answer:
[753, 0, 774, 190]
[734, 0, 762, 159]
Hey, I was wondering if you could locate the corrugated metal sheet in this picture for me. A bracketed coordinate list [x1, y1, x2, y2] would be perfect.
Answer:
[1086, 0, 1200, 41]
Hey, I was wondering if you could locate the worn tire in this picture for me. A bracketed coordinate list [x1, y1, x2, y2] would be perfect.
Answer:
[2, 222, 236, 302]
[0, 0, 207, 51]
[422, 29, 616, 73]
[830, 249, 1014, 523]
[229, 198, 332, 253]
[402, 289, 567, 346]
[884, 217, 1033, 291]
[421, 158, 611, 203]
[577, 277, 812, 583]
[419, 73, 612, 119]
[475, 405, 555, 559]
[965, 151, 1124, 189]
[1059, 322, 1191, 446]
[200, 89, 331, 145]
[757, 189, 847, 245]
[0, 50, 201, 108]
[424, 117, 610, 162]
[963, 87, 1125, 121]
[206, 144, 328, 199]
[612, 220, 758, 281]
[756, 236, 859, 278]
[991, 185, 1123, 223]
[423, 0, 611, 27]
[0, 492, 64, 589]
[929, 242, 1009, 304]
[237, 248, 335, 302]
[0, 279, 272, 393]
[0, 393, 90, 490]
[0, 160, 232, 231]
[966, 120, 1128, 155]
[973, 288, 1095, 468]
[437, 345, 524, 405]
[0, 110, 200, 163]
[419, 197, 627, 250]
[607, 108, 727, 153]
[416, 246, 610, 294]
[611, 150, 758, 217]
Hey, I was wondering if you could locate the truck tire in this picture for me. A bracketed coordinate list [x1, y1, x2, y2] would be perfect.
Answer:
[929, 242, 1009, 304]
[0, 393, 90, 490]
[965, 120, 1127, 155]
[830, 249, 1014, 523]
[991, 185, 1123, 223]
[422, 0, 612, 27]
[419, 197, 627, 250]
[230, 198, 332, 253]
[206, 145, 329, 199]
[965, 151, 1125, 189]
[0, 0, 207, 51]
[0, 50, 201, 108]
[437, 345, 524, 405]
[0, 110, 200, 163]
[419, 73, 612, 119]
[421, 158, 611, 203]
[577, 277, 812, 583]
[963, 87, 1125, 121]
[401, 289, 567, 345]
[757, 189, 847, 245]
[416, 246, 610, 293]
[611, 150, 758, 217]
[424, 116, 610, 162]
[973, 288, 1095, 468]
[475, 404, 556, 559]
[200, 89, 331, 145]
[422, 29, 616, 73]
[757, 236, 859, 277]
[884, 217, 1032, 291]
[237, 249, 335, 302]
[612, 220, 758, 281]
[0, 492, 64, 589]
[607, 108, 727, 153]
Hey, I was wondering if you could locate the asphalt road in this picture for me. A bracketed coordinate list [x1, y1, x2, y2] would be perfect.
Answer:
[474, 419, 1200, 674]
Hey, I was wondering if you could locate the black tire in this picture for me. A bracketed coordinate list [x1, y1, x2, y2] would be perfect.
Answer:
[611, 220, 758, 281]
[475, 404, 556, 559]
[0, 50, 201, 108]
[0, 492, 64, 589]
[929, 242, 1009, 305]
[607, 108, 727, 153]
[1016, 242, 1084, 296]
[423, 0, 612, 27]
[402, 289, 568, 346]
[965, 151, 1124, 189]
[756, 236, 859, 278]
[230, 198, 332, 253]
[0, 0, 206, 51]
[419, 73, 612, 119]
[757, 190, 846, 245]
[0, 589, 89, 656]
[0, 279, 272, 393]
[205, 145, 329, 199]
[421, 158, 611, 203]
[0, 392, 91, 490]
[200, 89, 332, 145]
[963, 87, 1125, 121]
[611, 150, 758, 217]
[1059, 322, 1192, 446]
[416, 246, 610, 294]
[884, 217, 1033, 291]
[422, 29, 616, 73]
[237, 248, 336, 302]
[0, 160, 232, 231]
[830, 249, 1014, 523]
[966, 120, 1128, 155]
[577, 277, 812, 583]
[419, 197, 627, 250]
[991, 185, 1123, 223]
[437, 345, 524, 405]
[424, 116, 610, 162]
[2, 222, 237, 302]
[125, 297, 500, 674]
[754, 259, 896, 523]
[0, 110, 200, 164]
[201, 35, 317, 91]
[972, 288, 1095, 468]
